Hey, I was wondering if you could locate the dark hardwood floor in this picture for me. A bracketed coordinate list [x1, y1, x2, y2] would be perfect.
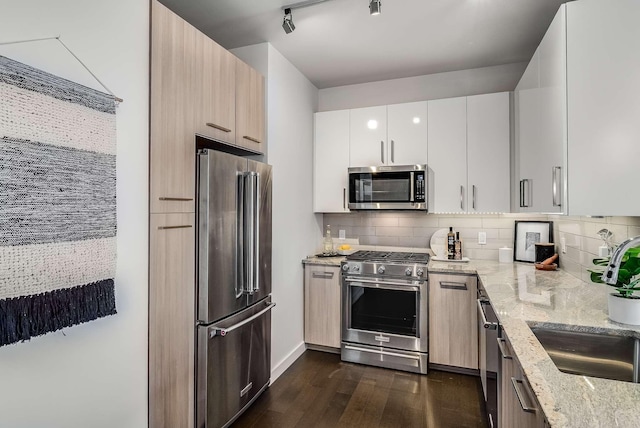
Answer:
[232, 350, 489, 428]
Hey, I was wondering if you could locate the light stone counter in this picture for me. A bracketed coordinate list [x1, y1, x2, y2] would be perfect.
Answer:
[429, 259, 640, 428]
[302, 255, 344, 266]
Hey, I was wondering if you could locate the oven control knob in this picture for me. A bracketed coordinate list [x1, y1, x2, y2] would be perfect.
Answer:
[377, 266, 385, 274]
[352, 265, 360, 272]
[405, 268, 412, 276]
[416, 268, 424, 277]
[342, 264, 349, 272]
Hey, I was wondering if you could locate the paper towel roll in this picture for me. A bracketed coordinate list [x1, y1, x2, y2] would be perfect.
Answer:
[499, 247, 513, 263]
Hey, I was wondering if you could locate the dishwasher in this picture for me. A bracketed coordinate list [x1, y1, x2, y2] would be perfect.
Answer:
[477, 282, 499, 428]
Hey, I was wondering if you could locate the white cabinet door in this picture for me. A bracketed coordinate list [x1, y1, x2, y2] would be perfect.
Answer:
[314, 110, 350, 213]
[567, 0, 640, 216]
[467, 92, 510, 213]
[349, 106, 388, 167]
[428, 97, 467, 213]
[387, 101, 428, 166]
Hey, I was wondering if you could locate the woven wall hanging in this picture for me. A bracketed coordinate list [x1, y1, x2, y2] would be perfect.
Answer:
[0, 55, 117, 346]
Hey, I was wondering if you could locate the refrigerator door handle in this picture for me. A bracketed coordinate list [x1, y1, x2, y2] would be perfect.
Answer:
[236, 173, 245, 298]
[209, 302, 276, 338]
[253, 172, 260, 294]
[243, 172, 258, 295]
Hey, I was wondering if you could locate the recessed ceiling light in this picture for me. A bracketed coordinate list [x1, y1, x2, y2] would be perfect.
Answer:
[413, 117, 421, 124]
[367, 119, 378, 130]
[369, 0, 381, 16]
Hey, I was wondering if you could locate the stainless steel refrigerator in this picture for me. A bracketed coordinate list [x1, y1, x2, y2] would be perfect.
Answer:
[195, 149, 274, 428]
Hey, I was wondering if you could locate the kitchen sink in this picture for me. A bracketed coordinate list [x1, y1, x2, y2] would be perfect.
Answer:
[529, 326, 640, 383]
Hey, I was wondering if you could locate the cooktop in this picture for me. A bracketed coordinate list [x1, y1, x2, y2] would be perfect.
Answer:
[345, 250, 430, 264]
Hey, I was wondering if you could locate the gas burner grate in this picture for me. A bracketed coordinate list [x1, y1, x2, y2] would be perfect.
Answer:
[346, 250, 429, 264]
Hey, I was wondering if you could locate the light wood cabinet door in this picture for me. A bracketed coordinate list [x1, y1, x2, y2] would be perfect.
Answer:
[150, 1, 196, 214]
[387, 101, 428, 166]
[304, 265, 341, 349]
[194, 31, 236, 145]
[428, 273, 478, 369]
[499, 335, 545, 428]
[349, 105, 388, 167]
[149, 213, 195, 428]
[467, 92, 511, 213]
[235, 59, 265, 153]
[427, 97, 467, 213]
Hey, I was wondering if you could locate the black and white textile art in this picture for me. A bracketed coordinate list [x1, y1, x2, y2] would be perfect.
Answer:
[0, 55, 117, 346]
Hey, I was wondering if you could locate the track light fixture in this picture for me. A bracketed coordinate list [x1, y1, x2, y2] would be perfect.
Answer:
[282, 8, 295, 34]
[369, 0, 381, 16]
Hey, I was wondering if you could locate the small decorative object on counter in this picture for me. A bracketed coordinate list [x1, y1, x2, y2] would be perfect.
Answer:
[323, 224, 334, 255]
[534, 253, 558, 271]
[589, 236, 640, 325]
[535, 243, 556, 264]
[447, 227, 455, 260]
[498, 247, 513, 263]
[454, 232, 462, 260]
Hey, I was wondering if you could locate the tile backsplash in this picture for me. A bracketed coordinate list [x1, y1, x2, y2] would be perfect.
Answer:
[323, 213, 640, 275]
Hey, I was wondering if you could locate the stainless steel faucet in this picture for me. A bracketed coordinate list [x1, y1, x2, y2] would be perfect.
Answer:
[602, 236, 640, 285]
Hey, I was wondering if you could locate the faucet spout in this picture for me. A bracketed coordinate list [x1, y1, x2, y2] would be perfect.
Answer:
[602, 236, 640, 285]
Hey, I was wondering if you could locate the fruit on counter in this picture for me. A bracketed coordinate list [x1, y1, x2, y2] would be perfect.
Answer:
[338, 244, 351, 251]
[541, 253, 558, 265]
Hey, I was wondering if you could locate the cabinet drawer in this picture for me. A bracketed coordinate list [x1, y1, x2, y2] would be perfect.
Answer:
[304, 265, 341, 349]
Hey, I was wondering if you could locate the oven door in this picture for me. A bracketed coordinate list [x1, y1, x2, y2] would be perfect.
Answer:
[342, 275, 428, 353]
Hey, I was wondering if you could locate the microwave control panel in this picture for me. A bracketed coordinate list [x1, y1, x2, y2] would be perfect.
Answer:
[414, 173, 425, 202]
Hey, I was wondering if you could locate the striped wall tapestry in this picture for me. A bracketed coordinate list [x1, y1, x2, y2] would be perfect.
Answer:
[0, 55, 117, 346]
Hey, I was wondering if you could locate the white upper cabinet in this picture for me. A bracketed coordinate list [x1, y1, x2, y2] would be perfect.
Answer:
[349, 106, 388, 167]
[387, 101, 428, 166]
[515, 5, 566, 214]
[467, 92, 511, 213]
[314, 110, 350, 213]
[566, 0, 640, 216]
[428, 97, 468, 213]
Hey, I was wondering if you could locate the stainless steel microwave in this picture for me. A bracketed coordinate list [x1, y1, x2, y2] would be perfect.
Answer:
[348, 164, 428, 210]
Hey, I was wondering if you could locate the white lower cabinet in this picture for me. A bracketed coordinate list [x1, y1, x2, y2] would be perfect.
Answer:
[304, 264, 341, 349]
[428, 273, 478, 369]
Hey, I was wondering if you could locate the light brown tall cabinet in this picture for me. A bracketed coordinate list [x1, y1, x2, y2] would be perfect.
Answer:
[149, 1, 265, 427]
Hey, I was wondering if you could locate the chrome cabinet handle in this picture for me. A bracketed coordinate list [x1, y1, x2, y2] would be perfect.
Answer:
[519, 180, 524, 208]
[472, 185, 477, 210]
[440, 281, 468, 290]
[209, 302, 276, 338]
[552, 166, 562, 207]
[391, 140, 395, 163]
[206, 122, 231, 133]
[477, 299, 498, 330]
[520, 179, 531, 208]
[159, 197, 194, 201]
[380, 140, 384, 163]
[497, 338, 512, 359]
[460, 185, 464, 210]
[511, 377, 537, 413]
[312, 271, 334, 279]
[343, 188, 346, 210]
[157, 225, 192, 230]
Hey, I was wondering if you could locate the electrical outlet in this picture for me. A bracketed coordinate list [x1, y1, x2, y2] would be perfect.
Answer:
[339, 229, 346, 240]
[561, 237, 567, 254]
[478, 231, 487, 245]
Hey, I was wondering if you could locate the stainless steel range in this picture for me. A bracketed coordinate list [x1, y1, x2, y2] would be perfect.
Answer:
[341, 250, 429, 374]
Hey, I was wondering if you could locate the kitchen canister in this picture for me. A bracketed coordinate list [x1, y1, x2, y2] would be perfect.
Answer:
[499, 247, 513, 263]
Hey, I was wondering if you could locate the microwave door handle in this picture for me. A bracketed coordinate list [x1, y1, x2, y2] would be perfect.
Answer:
[410, 172, 415, 202]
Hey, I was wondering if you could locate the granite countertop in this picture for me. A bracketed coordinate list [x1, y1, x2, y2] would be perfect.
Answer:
[302, 255, 345, 266]
[430, 259, 640, 428]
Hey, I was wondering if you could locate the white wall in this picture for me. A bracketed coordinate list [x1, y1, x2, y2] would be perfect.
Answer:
[0, 1, 149, 428]
[234, 43, 322, 380]
[318, 62, 527, 111]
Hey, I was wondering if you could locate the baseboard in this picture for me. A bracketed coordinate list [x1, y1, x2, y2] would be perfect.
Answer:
[270, 341, 306, 384]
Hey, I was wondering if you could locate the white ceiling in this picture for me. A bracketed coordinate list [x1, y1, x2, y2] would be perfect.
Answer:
[159, 0, 567, 89]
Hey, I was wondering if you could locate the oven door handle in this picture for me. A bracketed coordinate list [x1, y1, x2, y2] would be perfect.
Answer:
[345, 279, 420, 292]
[344, 345, 421, 360]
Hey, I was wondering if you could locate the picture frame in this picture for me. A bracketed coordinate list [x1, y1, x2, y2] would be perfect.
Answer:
[514, 221, 554, 263]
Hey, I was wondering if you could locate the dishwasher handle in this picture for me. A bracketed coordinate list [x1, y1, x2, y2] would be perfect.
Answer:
[477, 299, 498, 330]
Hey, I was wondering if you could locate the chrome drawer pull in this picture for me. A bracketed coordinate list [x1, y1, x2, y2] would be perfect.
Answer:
[344, 345, 420, 360]
[497, 338, 512, 359]
[240, 382, 253, 397]
[477, 299, 498, 330]
[439, 281, 468, 290]
[312, 271, 334, 279]
[159, 197, 194, 201]
[157, 225, 192, 230]
[243, 135, 262, 144]
[511, 377, 537, 413]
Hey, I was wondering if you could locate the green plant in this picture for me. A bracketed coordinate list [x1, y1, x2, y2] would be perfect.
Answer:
[589, 247, 640, 298]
